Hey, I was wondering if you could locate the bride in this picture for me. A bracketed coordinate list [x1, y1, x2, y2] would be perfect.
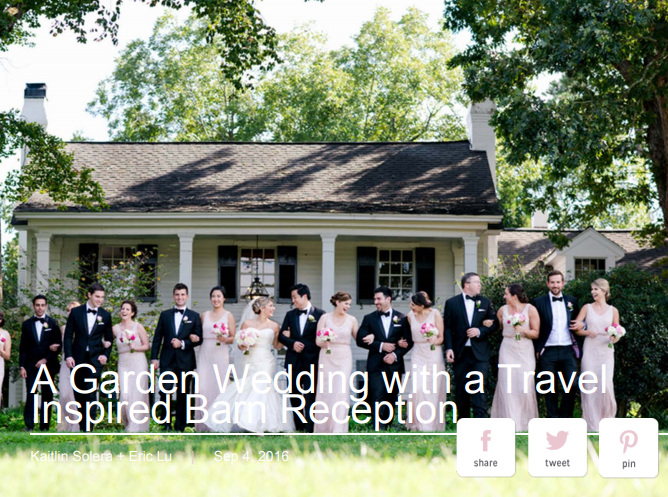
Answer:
[204, 296, 295, 433]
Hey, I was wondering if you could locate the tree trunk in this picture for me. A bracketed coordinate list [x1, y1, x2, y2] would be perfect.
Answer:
[644, 95, 668, 237]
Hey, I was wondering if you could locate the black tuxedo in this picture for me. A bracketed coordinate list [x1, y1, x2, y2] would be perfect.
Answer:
[278, 304, 325, 432]
[532, 294, 581, 418]
[151, 308, 203, 431]
[443, 294, 498, 418]
[19, 315, 60, 430]
[64, 304, 113, 431]
[356, 308, 413, 430]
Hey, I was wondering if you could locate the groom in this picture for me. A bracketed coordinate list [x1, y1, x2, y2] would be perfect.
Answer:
[64, 282, 113, 431]
[533, 270, 583, 418]
[356, 286, 413, 430]
[19, 295, 61, 431]
[443, 272, 498, 419]
[151, 283, 203, 432]
[278, 283, 324, 432]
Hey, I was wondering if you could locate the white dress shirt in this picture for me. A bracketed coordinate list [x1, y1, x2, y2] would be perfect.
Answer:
[378, 308, 393, 353]
[297, 303, 312, 335]
[86, 304, 98, 334]
[34, 315, 46, 342]
[463, 293, 475, 346]
[545, 293, 571, 346]
[174, 306, 187, 332]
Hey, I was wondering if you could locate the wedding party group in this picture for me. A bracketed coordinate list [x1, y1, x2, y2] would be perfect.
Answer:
[0, 269, 624, 433]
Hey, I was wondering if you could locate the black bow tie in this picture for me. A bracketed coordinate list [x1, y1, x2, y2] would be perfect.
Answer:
[552, 296, 564, 302]
[87, 308, 97, 314]
[465, 295, 476, 301]
[297, 309, 308, 315]
[35, 317, 46, 324]
[174, 308, 185, 314]
[379, 311, 391, 318]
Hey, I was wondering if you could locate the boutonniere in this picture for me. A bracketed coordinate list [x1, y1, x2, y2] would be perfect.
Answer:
[96, 316, 104, 325]
[475, 300, 481, 309]
[308, 315, 316, 323]
[183, 316, 191, 324]
[393, 316, 399, 324]
[567, 302, 573, 311]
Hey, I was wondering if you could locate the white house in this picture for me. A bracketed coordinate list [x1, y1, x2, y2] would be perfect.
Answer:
[5, 84, 504, 407]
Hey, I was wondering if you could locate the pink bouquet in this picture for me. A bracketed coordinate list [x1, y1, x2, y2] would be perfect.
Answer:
[605, 323, 626, 349]
[420, 322, 438, 350]
[317, 328, 336, 354]
[120, 329, 137, 352]
[212, 322, 230, 346]
[508, 313, 527, 340]
[235, 329, 258, 355]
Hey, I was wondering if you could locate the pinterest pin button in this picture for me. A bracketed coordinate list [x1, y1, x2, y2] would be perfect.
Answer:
[598, 418, 658, 478]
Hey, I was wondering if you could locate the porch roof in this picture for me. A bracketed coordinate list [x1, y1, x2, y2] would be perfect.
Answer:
[16, 141, 501, 217]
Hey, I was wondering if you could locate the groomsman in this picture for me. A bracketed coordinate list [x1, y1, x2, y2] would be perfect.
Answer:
[19, 295, 61, 431]
[533, 270, 584, 418]
[278, 283, 324, 432]
[356, 286, 413, 430]
[64, 283, 113, 431]
[444, 273, 498, 419]
[151, 283, 202, 432]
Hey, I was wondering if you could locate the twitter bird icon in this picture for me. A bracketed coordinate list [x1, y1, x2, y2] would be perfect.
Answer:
[546, 431, 569, 450]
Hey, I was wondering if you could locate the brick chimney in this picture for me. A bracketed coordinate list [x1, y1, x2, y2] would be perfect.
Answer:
[20, 83, 48, 166]
[467, 99, 496, 186]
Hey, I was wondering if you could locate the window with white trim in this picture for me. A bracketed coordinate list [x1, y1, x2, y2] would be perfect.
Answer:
[240, 248, 276, 298]
[574, 258, 606, 278]
[378, 249, 414, 301]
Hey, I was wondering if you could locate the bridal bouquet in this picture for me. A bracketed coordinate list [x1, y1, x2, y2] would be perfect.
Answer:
[119, 329, 137, 352]
[420, 322, 438, 350]
[508, 313, 527, 340]
[236, 329, 258, 355]
[317, 328, 336, 354]
[605, 323, 626, 348]
[212, 322, 229, 346]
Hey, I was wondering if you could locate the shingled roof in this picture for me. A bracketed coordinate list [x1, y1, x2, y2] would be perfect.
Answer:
[16, 141, 501, 216]
[499, 229, 668, 273]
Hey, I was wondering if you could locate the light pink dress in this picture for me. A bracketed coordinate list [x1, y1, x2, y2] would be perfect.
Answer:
[0, 329, 9, 408]
[314, 313, 354, 433]
[581, 305, 616, 431]
[406, 309, 447, 432]
[116, 322, 150, 432]
[57, 327, 79, 432]
[491, 304, 539, 431]
[195, 311, 231, 432]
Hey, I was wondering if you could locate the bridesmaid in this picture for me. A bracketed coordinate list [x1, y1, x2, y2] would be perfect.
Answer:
[405, 291, 446, 432]
[193, 286, 235, 432]
[490, 283, 540, 431]
[0, 311, 11, 409]
[57, 301, 80, 432]
[313, 291, 358, 433]
[114, 300, 150, 432]
[574, 278, 619, 431]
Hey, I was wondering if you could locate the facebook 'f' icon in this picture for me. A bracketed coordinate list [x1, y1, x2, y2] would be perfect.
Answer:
[481, 430, 492, 452]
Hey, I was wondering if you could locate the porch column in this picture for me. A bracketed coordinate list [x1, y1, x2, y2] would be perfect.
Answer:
[178, 233, 195, 293]
[320, 234, 337, 309]
[484, 233, 499, 275]
[35, 232, 52, 292]
[463, 235, 479, 274]
[18, 230, 31, 301]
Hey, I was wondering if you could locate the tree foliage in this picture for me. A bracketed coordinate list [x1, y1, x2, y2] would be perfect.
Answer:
[89, 7, 467, 143]
[443, 0, 667, 245]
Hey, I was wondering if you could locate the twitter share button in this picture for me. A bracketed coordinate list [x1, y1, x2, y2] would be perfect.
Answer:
[528, 418, 588, 477]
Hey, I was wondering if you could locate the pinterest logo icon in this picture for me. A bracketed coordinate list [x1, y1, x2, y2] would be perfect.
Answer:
[619, 430, 638, 454]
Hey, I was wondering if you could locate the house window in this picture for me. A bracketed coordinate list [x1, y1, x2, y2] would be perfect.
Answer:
[574, 258, 606, 278]
[240, 248, 276, 298]
[100, 246, 158, 302]
[378, 249, 414, 301]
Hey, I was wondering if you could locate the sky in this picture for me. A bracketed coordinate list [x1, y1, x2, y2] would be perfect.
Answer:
[0, 0, 471, 234]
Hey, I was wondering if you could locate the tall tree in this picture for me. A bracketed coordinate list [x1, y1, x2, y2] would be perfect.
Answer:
[444, 0, 664, 245]
[262, 7, 466, 141]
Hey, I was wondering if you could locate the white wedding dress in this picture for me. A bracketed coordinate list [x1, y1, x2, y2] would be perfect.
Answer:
[204, 327, 295, 433]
